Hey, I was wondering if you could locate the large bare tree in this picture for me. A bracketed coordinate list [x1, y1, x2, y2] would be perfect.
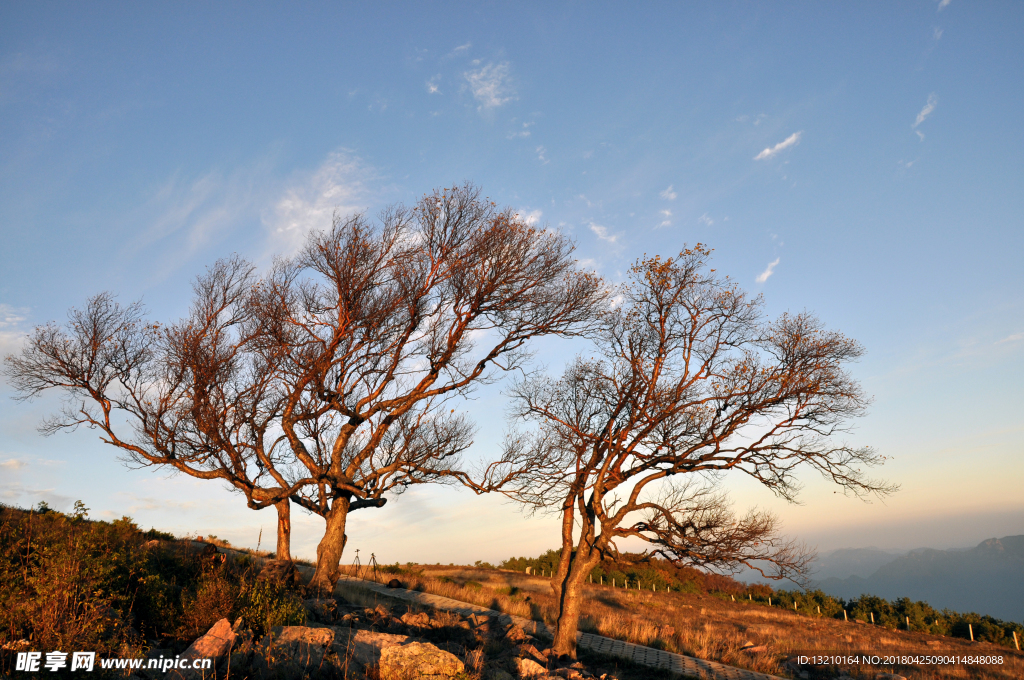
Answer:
[492, 246, 896, 657]
[3, 257, 305, 559]
[4, 185, 607, 585]
[250, 184, 607, 592]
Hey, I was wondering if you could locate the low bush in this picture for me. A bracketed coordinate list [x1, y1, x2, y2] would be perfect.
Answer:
[0, 502, 307, 676]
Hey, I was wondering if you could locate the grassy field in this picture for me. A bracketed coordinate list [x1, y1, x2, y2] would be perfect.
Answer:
[348, 564, 1024, 680]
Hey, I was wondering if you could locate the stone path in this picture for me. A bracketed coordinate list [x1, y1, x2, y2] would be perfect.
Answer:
[333, 574, 786, 680]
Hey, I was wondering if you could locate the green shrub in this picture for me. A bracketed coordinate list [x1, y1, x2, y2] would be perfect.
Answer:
[236, 579, 306, 636]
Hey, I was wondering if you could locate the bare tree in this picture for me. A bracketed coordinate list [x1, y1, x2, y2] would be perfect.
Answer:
[249, 184, 608, 592]
[5, 184, 605, 587]
[3, 258, 307, 560]
[492, 246, 896, 657]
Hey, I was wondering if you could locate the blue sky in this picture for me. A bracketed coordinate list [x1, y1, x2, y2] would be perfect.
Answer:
[2, 2, 1022, 566]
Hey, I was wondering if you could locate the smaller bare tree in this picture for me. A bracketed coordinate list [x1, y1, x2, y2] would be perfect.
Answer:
[493, 247, 897, 658]
[3, 257, 308, 559]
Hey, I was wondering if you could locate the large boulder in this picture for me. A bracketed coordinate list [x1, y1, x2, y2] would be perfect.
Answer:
[251, 625, 335, 679]
[379, 641, 465, 679]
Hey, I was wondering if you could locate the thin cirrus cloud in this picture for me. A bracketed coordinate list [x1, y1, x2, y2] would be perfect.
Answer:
[756, 257, 780, 283]
[754, 132, 802, 161]
[464, 62, 516, 109]
[914, 93, 938, 128]
[660, 185, 677, 200]
[589, 223, 618, 243]
[264, 149, 376, 257]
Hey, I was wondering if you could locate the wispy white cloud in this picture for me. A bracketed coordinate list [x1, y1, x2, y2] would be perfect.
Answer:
[996, 332, 1024, 345]
[933, 26, 944, 40]
[589, 223, 618, 243]
[451, 42, 471, 54]
[426, 75, 441, 94]
[265, 149, 376, 256]
[698, 213, 714, 226]
[754, 132, 802, 161]
[0, 459, 27, 470]
[535, 146, 548, 163]
[937, 0, 951, 11]
[913, 93, 938, 128]
[507, 122, 532, 139]
[659, 185, 677, 200]
[755, 257, 780, 283]
[520, 209, 542, 226]
[464, 62, 516, 109]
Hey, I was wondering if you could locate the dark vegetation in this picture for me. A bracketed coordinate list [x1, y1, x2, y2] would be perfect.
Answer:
[0, 502, 306, 676]
[499, 549, 1024, 648]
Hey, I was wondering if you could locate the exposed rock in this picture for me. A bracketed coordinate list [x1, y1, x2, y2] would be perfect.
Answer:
[505, 624, 530, 643]
[487, 669, 515, 680]
[518, 644, 548, 665]
[515, 657, 548, 679]
[552, 669, 584, 680]
[1, 639, 30, 651]
[332, 628, 411, 670]
[258, 559, 297, 586]
[167, 618, 236, 679]
[379, 640, 465, 679]
[387, 578, 404, 588]
[401, 611, 431, 627]
[251, 625, 334, 679]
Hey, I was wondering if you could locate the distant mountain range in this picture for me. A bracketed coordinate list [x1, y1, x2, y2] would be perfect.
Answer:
[811, 535, 1024, 622]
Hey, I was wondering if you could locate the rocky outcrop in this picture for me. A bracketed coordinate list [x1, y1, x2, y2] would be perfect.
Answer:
[165, 598, 616, 680]
[379, 640, 465, 678]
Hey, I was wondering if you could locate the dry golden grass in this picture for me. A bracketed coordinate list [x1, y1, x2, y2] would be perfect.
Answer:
[345, 565, 1024, 680]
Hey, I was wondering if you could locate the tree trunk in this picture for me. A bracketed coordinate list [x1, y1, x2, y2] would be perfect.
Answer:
[551, 494, 576, 597]
[551, 542, 599, 658]
[309, 497, 350, 595]
[274, 498, 291, 561]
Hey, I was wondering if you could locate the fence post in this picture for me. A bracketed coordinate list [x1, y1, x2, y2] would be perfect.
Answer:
[870, 612, 874, 625]
[1013, 630, 1019, 650]
[794, 601, 798, 611]
[732, 595, 735, 602]
[612, 578, 615, 588]
[817, 605, 821, 615]
[844, 610, 848, 622]
[768, 597, 772, 606]
[969, 624, 974, 642]
[906, 616, 910, 630]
